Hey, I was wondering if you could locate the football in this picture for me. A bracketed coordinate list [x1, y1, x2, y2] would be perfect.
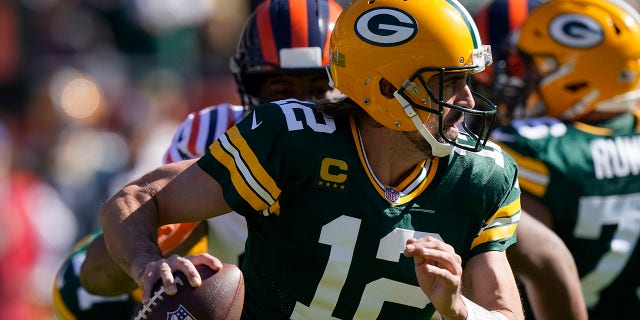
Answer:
[132, 264, 244, 320]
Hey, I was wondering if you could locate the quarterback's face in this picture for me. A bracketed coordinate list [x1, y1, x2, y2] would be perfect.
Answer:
[425, 72, 474, 142]
[259, 73, 336, 102]
[404, 72, 474, 155]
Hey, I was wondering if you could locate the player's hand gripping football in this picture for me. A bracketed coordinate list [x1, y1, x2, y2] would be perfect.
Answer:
[404, 236, 465, 319]
[137, 253, 222, 304]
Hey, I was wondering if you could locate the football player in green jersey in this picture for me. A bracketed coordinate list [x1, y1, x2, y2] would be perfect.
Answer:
[52, 0, 344, 318]
[491, 0, 640, 319]
[473, 1, 588, 319]
[100, 0, 524, 319]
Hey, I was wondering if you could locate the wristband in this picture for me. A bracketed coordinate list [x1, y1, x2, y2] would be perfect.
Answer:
[460, 295, 508, 320]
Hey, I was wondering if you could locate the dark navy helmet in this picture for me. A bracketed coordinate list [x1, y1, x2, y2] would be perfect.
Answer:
[230, 0, 343, 109]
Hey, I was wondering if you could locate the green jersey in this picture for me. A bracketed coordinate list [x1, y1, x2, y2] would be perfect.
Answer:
[52, 232, 137, 319]
[492, 112, 640, 319]
[198, 99, 520, 319]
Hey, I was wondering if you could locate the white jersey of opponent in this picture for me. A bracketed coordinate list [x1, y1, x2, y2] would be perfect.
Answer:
[163, 103, 248, 264]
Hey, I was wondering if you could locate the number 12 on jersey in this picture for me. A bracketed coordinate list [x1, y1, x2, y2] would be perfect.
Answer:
[291, 215, 438, 319]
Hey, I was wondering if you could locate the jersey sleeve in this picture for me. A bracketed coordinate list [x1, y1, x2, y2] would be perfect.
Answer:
[464, 141, 522, 257]
[163, 104, 246, 164]
[197, 100, 325, 216]
[490, 117, 560, 198]
[470, 165, 520, 256]
[52, 232, 137, 319]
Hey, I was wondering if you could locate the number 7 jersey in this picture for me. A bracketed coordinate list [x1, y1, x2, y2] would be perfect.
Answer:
[197, 99, 521, 319]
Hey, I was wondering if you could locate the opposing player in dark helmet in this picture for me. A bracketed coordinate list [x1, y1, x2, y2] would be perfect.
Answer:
[100, 0, 524, 319]
[164, 0, 342, 164]
[229, 0, 342, 111]
[492, 0, 640, 319]
[52, 0, 343, 318]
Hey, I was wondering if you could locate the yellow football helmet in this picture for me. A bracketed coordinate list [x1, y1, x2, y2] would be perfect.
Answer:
[517, 0, 640, 121]
[327, 0, 496, 156]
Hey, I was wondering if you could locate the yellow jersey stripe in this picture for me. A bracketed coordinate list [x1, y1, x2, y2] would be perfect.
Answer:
[52, 280, 77, 320]
[497, 143, 549, 176]
[497, 142, 549, 197]
[471, 223, 519, 250]
[573, 121, 612, 136]
[392, 157, 438, 205]
[226, 126, 281, 201]
[396, 160, 427, 190]
[518, 174, 547, 198]
[471, 196, 521, 249]
[350, 117, 382, 196]
[422, 157, 439, 190]
[211, 137, 270, 212]
[350, 117, 437, 205]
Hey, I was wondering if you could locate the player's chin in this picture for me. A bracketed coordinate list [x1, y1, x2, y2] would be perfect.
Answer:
[440, 126, 459, 142]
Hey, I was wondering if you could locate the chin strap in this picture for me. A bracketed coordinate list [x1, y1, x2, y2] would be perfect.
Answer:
[561, 89, 598, 120]
[594, 88, 640, 114]
[393, 91, 453, 157]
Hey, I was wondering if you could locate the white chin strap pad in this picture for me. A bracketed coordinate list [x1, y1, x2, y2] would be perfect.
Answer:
[394, 91, 453, 157]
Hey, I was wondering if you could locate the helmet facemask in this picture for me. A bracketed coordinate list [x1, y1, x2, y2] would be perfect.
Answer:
[393, 66, 497, 157]
[327, 0, 498, 156]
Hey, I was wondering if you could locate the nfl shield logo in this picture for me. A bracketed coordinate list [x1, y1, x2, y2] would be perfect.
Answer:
[167, 305, 196, 320]
[384, 187, 401, 203]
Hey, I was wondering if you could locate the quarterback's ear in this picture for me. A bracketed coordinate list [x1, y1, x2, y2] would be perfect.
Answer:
[379, 78, 397, 99]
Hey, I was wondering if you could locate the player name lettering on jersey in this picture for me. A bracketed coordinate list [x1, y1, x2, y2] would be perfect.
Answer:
[591, 136, 640, 179]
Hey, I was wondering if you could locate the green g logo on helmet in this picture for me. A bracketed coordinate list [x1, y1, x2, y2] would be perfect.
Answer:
[354, 7, 418, 47]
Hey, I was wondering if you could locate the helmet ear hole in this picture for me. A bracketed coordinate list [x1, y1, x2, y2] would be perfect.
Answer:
[379, 79, 397, 99]
[565, 82, 588, 93]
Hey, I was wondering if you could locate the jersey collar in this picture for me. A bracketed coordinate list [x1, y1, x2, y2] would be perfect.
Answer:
[350, 117, 439, 205]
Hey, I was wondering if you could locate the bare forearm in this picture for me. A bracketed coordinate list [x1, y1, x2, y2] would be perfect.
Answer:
[518, 272, 586, 320]
[81, 222, 208, 295]
[99, 183, 163, 287]
[99, 160, 229, 289]
[508, 210, 587, 320]
[510, 240, 587, 320]
[463, 252, 524, 320]
[80, 234, 137, 295]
